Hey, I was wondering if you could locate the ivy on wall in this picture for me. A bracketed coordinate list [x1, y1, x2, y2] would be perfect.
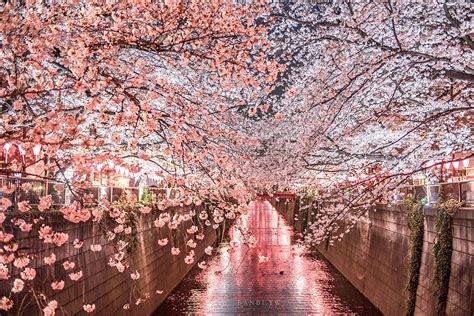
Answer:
[404, 195, 424, 316]
[105, 193, 141, 253]
[141, 188, 152, 206]
[433, 191, 461, 315]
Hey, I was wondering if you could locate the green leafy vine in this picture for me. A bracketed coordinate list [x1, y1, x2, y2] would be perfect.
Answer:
[99, 193, 143, 254]
[141, 188, 153, 206]
[433, 193, 461, 315]
[404, 195, 424, 316]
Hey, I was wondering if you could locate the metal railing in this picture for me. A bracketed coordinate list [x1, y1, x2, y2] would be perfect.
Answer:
[394, 180, 473, 206]
[0, 176, 173, 207]
[2, 176, 473, 208]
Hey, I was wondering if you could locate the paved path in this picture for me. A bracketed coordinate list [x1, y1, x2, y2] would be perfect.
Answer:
[154, 200, 381, 315]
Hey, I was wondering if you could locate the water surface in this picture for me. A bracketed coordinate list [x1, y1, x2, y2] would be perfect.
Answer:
[154, 200, 382, 315]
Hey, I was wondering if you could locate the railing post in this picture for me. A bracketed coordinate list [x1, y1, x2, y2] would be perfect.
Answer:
[458, 182, 461, 203]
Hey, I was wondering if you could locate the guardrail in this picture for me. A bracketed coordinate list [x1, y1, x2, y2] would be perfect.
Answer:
[395, 180, 473, 206]
[2, 176, 473, 208]
[0, 176, 172, 207]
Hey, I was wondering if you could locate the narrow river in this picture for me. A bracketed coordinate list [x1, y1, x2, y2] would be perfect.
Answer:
[154, 200, 381, 315]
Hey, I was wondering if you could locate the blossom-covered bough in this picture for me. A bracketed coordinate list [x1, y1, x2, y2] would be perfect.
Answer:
[0, 1, 274, 313]
[241, 1, 472, 245]
[0, 0, 472, 314]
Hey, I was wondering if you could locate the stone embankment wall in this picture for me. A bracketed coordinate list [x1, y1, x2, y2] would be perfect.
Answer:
[272, 198, 473, 316]
[2, 205, 219, 316]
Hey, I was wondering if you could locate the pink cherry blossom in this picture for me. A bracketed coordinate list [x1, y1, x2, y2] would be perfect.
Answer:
[0, 232, 13, 243]
[51, 280, 65, 290]
[13, 257, 30, 269]
[83, 304, 96, 313]
[0, 185, 16, 194]
[114, 252, 125, 262]
[138, 153, 150, 160]
[0, 253, 14, 264]
[12, 278, 24, 293]
[159, 213, 171, 222]
[106, 232, 116, 241]
[18, 220, 33, 232]
[0, 296, 13, 311]
[62, 261, 75, 271]
[4, 243, 18, 252]
[196, 233, 205, 240]
[43, 300, 58, 316]
[184, 255, 194, 265]
[116, 240, 128, 251]
[205, 246, 213, 255]
[186, 225, 198, 234]
[90, 244, 102, 252]
[114, 225, 124, 233]
[0, 264, 8, 280]
[73, 239, 84, 249]
[53, 184, 64, 192]
[17, 201, 31, 213]
[20, 267, 36, 281]
[130, 271, 140, 280]
[53, 232, 69, 246]
[38, 195, 53, 212]
[111, 133, 121, 143]
[186, 239, 197, 248]
[61, 203, 91, 223]
[20, 183, 32, 191]
[0, 198, 12, 212]
[157, 238, 168, 246]
[116, 262, 125, 273]
[248, 107, 257, 117]
[140, 206, 151, 214]
[69, 271, 83, 281]
[38, 225, 54, 243]
[92, 208, 104, 222]
[171, 247, 181, 256]
[44, 253, 57, 265]
[154, 219, 165, 228]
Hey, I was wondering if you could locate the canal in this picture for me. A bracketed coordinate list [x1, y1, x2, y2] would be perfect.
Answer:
[153, 200, 382, 315]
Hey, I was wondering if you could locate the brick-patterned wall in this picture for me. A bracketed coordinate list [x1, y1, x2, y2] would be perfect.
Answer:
[273, 199, 473, 316]
[2, 205, 217, 315]
[416, 208, 473, 315]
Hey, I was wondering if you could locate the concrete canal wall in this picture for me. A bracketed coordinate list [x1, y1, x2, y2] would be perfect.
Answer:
[2, 205, 218, 316]
[273, 198, 473, 316]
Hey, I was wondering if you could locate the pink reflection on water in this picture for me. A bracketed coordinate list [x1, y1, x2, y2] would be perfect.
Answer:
[187, 200, 351, 314]
[154, 200, 381, 315]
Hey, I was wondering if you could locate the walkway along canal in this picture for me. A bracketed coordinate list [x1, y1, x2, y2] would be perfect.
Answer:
[154, 200, 381, 315]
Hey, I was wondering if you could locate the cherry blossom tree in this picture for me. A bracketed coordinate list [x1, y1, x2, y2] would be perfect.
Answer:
[0, 1, 276, 313]
[0, 0, 472, 313]
[237, 1, 472, 244]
